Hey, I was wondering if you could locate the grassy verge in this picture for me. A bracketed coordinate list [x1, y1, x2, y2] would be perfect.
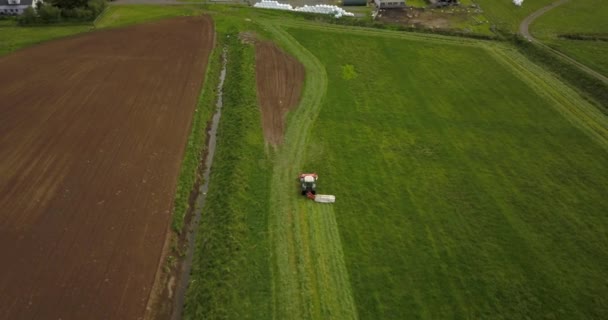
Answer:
[289, 27, 608, 319]
[183, 31, 272, 319]
[545, 39, 608, 78]
[511, 36, 608, 113]
[171, 39, 222, 233]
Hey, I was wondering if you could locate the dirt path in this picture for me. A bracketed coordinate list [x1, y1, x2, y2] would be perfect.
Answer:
[0, 16, 214, 320]
[519, 0, 608, 84]
[255, 41, 305, 146]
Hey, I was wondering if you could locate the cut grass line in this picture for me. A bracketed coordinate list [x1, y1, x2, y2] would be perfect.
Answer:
[263, 23, 358, 320]
[486, 46, 608, 150]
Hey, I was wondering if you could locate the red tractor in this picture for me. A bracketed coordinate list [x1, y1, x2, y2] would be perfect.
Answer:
[298, 173, 335, 203]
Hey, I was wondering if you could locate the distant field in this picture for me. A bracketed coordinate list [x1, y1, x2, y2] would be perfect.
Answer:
[530, 0, 608, 78]
[546, 39, 608, 78]
[95, 5, 204, 29]
[0, 5, 207, 56]
[288, 27, 608, 319]
[531, 0, 608, 38]
[0, 20, 90, 56]
[473, 0, 553, 32]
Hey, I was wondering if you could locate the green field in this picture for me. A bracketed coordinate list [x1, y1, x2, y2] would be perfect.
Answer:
[473, 0, 553, 32]
[3, 4, 608, 320]
[0, 19, 91, 56]
[545, 39, 608, 78]
[530, 0, 608, 78]
[287, 26, 608, 318]
[95, 5, 205, 29]
[531, 0, 608, 38]
[175, 9, 608, 320]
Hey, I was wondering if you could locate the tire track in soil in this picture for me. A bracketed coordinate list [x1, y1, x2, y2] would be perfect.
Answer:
[262, 24, 358, 320]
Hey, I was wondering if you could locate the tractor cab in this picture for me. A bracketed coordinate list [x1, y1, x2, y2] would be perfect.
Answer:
[299, 173, 317, 196]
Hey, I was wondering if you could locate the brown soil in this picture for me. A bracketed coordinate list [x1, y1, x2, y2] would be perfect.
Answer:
[0, 16, 214, 320]
[255, 41, 305, 146]
[377, 7, 470, 29]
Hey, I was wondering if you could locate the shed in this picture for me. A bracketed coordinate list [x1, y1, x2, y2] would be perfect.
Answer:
[374, 0, 405, 9]
[343, 0, 367, 6]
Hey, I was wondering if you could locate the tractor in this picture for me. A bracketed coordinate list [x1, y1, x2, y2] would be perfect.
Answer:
[298, 173, 335, 203]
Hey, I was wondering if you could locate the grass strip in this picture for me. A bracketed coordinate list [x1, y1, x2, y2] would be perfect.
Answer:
[183, 31, 273, 319]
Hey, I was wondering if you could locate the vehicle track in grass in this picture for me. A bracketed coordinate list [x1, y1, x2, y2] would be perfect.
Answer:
[258, 19, 608, 320]
[262, 23, 358, 320]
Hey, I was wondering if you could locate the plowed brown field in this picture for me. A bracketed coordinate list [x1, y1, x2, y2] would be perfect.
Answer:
[0, 16, 214, 320]
[255, 41, 305, 146]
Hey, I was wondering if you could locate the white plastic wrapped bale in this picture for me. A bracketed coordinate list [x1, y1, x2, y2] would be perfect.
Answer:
[253, 0, 293, 11]
[254, 0, 354, 18]
[294, 4, 354, 18]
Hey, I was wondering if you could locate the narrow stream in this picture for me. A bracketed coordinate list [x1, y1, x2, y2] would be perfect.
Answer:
[171, 49, 227, 320]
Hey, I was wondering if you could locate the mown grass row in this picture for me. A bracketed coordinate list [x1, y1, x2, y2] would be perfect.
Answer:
[183, 31, 272, 319]
[171, 38, 222, 233]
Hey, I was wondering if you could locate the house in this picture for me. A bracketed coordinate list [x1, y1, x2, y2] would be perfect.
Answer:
[374, 0, 406, 9]
[0, 0, 40, 15]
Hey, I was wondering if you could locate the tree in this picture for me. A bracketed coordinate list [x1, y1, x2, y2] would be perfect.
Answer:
[18, 7, 37, 25]
[38, 3, 61, 23]
[49, 0, 87, 10]
[87, 0, 106, 16]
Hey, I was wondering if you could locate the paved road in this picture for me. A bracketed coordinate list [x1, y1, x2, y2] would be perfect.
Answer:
[519, 0, 608, 84]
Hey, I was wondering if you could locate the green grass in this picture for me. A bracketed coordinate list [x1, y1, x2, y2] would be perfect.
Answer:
[94, 5, 205, 29]
[183, 31, 273, 320]
[473, 0, 554, 32]
[407, 0, 427, 7]
[531, 0, 608, 38]
[0, 19, 91, 56]
[545, 39, 608, 78]
[527, 0, 608, 79]
[285, 27, 608, 319]
[170, 36, 221, 233]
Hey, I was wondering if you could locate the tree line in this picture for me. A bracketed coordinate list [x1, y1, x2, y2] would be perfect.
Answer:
[19, 0, 107, 24]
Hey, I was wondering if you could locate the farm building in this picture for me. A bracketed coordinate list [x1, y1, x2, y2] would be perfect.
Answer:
[0, 0, 39, 15]
[430, 0, 458, 6]
[374, 0, 406, 9]
[343, 0, 367, 6]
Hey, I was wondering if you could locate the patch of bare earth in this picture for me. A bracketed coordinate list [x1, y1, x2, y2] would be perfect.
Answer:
[255, 41, 305, 146]
[0, 16, 214, 320]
